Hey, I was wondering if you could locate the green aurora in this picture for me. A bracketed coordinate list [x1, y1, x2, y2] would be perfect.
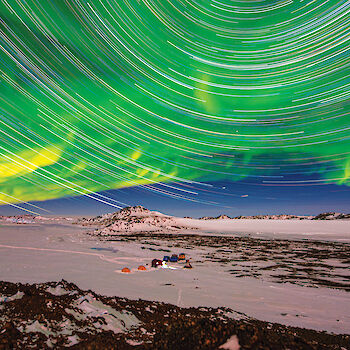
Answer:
[0, 0, 349, 209]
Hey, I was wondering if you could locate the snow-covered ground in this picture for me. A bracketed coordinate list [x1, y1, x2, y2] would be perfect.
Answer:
[0, 220, 349, 334]
[177, 218, 350, 243]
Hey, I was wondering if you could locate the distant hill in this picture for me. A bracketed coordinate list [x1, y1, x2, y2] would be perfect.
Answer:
[199, 212, 350, 220]
[312, 212, 350, 220]
[76, 206, 195, 234]
[199, 214, 232, 220]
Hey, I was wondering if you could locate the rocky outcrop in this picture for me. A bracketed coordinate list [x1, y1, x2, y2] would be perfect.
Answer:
[77, 206, 194, 235]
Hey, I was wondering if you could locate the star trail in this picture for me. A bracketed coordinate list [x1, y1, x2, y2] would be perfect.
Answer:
[0, 0, 349, 212]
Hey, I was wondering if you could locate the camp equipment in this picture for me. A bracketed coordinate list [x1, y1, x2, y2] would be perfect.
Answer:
[170, 254, 178, 262]
[151, 259, 163, 268]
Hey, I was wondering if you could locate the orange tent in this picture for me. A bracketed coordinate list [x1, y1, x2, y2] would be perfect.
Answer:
[138, 265, 146, 271]
[121, 267, 131, 273]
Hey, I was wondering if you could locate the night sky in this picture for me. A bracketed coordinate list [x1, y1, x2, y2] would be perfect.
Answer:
[0, 0, 349, 216]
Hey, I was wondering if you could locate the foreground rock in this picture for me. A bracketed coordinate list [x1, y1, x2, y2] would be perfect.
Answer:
[0, 280, 349, 349]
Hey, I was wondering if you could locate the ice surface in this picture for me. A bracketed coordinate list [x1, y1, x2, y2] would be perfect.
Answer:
[0, 291, 24, 303]
[66, 294, 140, 333]
[22, 320, 56, 337]
[46, 285, 71, 296]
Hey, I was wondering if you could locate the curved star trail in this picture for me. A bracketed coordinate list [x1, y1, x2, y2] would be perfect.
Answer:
[0, 0, 349, 211]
